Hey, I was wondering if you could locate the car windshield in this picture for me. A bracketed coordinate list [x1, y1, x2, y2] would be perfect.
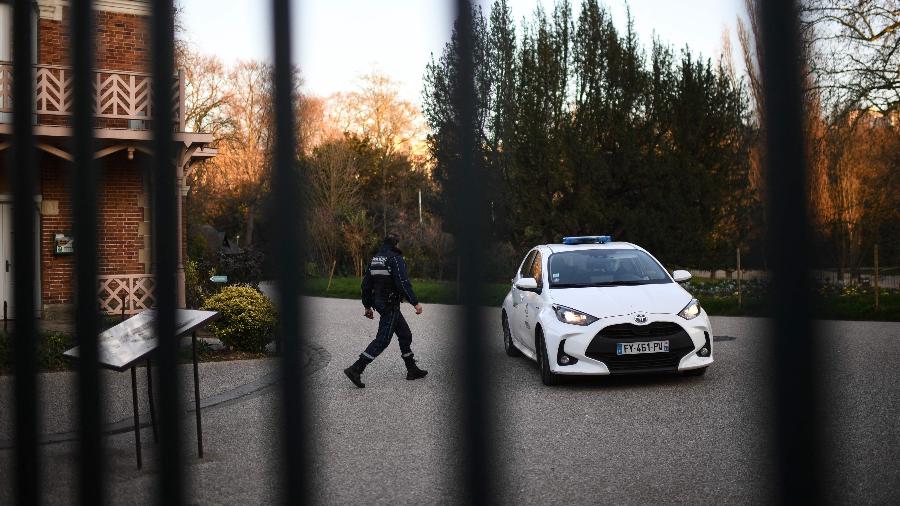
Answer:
[548, 249, 672, 287]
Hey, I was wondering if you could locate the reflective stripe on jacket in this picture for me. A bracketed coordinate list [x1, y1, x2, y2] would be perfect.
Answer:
[361, 244, 419, 308]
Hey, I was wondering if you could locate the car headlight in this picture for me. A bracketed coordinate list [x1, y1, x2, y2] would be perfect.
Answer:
[678, 299, 701, 320]
[552, 304, 598, 326]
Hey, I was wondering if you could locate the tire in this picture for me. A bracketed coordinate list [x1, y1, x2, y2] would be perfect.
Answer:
[502, 312, 521, 357]
[683, 367, 708, 377]
[537, 329, 559, 386]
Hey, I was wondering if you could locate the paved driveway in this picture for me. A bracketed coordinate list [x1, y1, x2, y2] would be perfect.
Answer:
[1, 297, 898, 504]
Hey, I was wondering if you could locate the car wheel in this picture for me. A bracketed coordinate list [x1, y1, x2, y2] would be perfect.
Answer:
[683, 367, 708, 377]
[502, 312, 521, 357]
[537, 329, 559, 386]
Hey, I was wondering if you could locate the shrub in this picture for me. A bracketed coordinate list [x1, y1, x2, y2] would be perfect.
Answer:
[184, 257, 210, 309]
[0, 331, 73, 374]
[202, 284, 278, 353]
[38, 332, 73, 371]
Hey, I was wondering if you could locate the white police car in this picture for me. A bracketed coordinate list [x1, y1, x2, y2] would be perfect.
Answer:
[501, 236, 713, 385]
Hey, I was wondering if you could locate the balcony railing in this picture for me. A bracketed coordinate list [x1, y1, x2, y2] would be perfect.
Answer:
[0, 62, 184, 131]
[98, 274, 156, 315]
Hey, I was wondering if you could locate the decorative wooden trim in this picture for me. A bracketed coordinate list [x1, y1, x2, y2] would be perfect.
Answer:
[93, 145, 128, 159]
[94, 0, 151, 16]
[0, 125, 213, 146]
[98, 274, 156, 315]
[36, 143, 73, 161]
[36, 0, 64, 21]
[0, 62, 181, 126]
[37, 0, 151, 19]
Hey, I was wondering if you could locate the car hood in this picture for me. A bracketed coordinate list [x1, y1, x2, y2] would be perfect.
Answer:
[548, 283, 692, 319]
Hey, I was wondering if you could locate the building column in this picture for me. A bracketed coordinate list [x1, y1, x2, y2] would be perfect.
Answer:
[175, 166, 186, 308]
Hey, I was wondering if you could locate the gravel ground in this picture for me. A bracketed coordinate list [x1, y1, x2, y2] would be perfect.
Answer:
[0, 355, 278, 440]
[1, 297, 898, 504]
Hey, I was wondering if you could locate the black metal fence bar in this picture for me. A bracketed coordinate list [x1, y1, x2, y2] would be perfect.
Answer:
[271, 0, 308, 503]
[10, 0, 39, 504]
[149, 0, 182, 504]
[451, 0, 493, 503]
[70, 0, 104, 503]
[759, 0, 821, 502]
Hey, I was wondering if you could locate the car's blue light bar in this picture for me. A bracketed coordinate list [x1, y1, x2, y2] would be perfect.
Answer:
[561, 235, 612, 245]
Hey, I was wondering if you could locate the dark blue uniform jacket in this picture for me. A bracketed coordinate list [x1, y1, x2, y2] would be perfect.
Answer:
[361, 244, 419, 308]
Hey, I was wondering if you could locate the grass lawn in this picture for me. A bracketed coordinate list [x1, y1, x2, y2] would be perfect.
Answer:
[304, 276, 510, 307]
[700, 293, 900, 321]
[305, 276, 900, 321]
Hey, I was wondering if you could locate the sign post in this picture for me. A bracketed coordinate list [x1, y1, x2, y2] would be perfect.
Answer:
[874, 244, 879, 310]
[737, 247, 742, 309]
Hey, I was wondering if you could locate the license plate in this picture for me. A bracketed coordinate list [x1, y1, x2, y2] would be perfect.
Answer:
[617, 340, 669, 355]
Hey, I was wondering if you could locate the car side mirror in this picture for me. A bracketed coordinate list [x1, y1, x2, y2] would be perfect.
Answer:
[672, 270, 692, 283]
[515, 277, 538, 291]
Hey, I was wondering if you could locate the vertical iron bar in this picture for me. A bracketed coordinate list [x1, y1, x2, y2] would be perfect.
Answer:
[11, 0, 39, 503]
[71, 0, 104, 502]
[131, 366, 143, 469]
[149, 0, 182, 502]
[271, 0, 308, 503]
[758, 0, 821, 502]
[452, 1, 492, 503]
[192, 331, 203, 458]
[147, 358, 158, 443]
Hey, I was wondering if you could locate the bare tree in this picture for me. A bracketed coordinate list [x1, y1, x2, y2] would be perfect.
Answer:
[800, 0, 900, 116]
[325, 72, 428, 236]
[738, 1, 818, 264]
[739, 0, 900, 273]
[190, 60, 274, 245]
[179, 48, 232, 136]
[307, 139, 365, 274]
[327, 72, 426, 157]
[296, 94, 332, 154]
[341, 210, 372, 277]
[824, 112, 900, 273]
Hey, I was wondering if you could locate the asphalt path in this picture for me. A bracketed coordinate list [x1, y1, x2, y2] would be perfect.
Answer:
[1, 296, 899, 504]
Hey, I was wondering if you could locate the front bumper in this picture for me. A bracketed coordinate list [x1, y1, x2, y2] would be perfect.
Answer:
[540, 309, 713, 375]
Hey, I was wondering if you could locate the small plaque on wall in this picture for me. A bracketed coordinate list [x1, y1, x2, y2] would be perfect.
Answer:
[54, 233, 74, 255]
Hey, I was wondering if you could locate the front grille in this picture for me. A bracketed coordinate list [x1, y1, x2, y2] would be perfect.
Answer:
[602, 355, 682, 371]
[586, 321, 693, 373]
[598, 321, 684, 338]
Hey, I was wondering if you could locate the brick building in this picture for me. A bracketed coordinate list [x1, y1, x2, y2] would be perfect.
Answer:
[0, 0, 214, 318]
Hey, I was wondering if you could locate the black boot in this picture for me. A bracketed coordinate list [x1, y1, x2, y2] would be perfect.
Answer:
[344, 357, 369, 388]
[403, 354, 428, 381]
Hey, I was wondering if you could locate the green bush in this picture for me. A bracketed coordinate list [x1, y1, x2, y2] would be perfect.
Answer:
[0, 330, 74, 374]
[202, 284, 278, 353]
[38, 332, 73, 371]
[184, 257, 209, 309]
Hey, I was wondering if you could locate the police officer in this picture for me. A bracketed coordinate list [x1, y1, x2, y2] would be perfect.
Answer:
[344, 233, 427, 388]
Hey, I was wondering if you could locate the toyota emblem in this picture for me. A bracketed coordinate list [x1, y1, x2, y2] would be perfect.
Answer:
[635, 313, 647, 324]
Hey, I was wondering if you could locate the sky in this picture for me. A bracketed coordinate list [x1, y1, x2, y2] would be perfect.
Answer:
[179, 0, 747, 104]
